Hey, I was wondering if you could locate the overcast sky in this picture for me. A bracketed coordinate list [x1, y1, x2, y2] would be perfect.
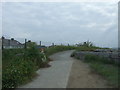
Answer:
[2, 2, 118, 48]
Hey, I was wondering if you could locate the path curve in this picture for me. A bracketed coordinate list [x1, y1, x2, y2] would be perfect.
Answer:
[18, 50, 111, 88]
[19, 50, 74, 88]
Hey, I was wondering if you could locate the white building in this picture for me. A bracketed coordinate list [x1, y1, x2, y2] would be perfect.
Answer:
[2, 37, 24, 49]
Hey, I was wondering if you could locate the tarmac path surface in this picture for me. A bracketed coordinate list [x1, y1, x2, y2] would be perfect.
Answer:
[19, 50, 74, 88]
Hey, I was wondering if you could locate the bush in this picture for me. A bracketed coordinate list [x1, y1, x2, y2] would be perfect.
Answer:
[24, 46, 48, 68]
[2, 49, 25, 69]
[2, 58, 36, 88]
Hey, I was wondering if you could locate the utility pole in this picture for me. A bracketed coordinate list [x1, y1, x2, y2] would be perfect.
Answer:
[24, 39, 27, 49]
[2, 37, 4, 50]
[2, 41, 3, 50]
[8, 40, 10, 48]
[40, 41, 41, 46]
[52, 43, 54, 47]
[68, 43, 69, 46]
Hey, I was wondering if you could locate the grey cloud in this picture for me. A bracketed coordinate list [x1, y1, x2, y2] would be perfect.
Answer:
[2, 2, 118, 48]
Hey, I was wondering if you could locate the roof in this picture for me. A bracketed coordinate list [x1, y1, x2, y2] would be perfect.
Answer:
[2, 38, 24, 46]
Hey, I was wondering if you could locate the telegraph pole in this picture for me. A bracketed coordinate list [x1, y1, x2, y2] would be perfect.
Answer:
[40, 41, 41, 46]
[2, 37, 4, 50]
[8, 40, 10, 48]
[52, 43, 54, 47]
[68, 43, 69, 46]
[2, 41, 3, 50]
[24, 39, 27, 49]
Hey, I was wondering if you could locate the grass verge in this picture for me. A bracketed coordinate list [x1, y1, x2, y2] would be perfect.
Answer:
[84, 54, 120, 87]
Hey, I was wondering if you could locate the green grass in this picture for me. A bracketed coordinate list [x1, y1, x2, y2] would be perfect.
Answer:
[84, 54, 120, 87]
[75, 46, 101, 51]
[84, 54, 117, 65]
[45, 45, 76, 56]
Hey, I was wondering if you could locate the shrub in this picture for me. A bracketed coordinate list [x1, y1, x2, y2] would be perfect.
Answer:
[24, 46, 48, 68]
[2, 49, 25, 69]
[2, 58, 36, 88]
[24, 46, 41, 64]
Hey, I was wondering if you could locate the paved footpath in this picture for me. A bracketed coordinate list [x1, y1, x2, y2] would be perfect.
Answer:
[18, 50, 74, 88]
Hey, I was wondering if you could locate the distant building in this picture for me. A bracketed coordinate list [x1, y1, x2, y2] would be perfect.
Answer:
[2, 37, 24, 49]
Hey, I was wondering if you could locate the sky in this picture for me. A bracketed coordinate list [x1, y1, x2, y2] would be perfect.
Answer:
[1, 2, 118, 48]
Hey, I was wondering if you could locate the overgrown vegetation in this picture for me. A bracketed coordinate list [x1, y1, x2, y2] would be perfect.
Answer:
[2, 45, 48, 89]
[84, 54, 120, 87]
[3, 58, 36, 88]
[2, 40, 109, 88]
[2, 45, 77, 89]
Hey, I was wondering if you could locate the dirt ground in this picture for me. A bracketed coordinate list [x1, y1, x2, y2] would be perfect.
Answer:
[67, 59, 113, 88]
